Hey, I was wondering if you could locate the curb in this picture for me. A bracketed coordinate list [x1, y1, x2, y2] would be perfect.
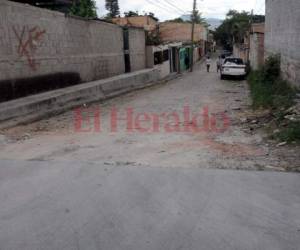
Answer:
[0, 69, 159, 129]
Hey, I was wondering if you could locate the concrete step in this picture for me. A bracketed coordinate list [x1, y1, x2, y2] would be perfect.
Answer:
[0, 69, 159, 129]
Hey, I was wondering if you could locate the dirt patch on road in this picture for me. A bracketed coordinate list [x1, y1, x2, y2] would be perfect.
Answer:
[0, 62, 299, 172]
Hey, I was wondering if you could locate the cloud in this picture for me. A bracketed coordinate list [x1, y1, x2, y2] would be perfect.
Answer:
[96, 0, 265, 20]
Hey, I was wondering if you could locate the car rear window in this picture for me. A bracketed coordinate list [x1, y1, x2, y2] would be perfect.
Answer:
[224, 58, 244, 65]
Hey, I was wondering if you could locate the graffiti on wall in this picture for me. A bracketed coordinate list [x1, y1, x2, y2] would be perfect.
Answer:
[12, 26, 46, 71]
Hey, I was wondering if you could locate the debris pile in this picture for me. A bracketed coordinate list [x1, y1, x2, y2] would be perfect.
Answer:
[283, 102, 300, 122]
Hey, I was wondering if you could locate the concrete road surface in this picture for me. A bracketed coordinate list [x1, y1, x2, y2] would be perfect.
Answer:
[0, 159, 299, 250]
[1, 60, 300, 249]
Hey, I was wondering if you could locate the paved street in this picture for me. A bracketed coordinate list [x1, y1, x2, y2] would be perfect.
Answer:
[0, 159, 300, 250]
[0, 61, 300, 249]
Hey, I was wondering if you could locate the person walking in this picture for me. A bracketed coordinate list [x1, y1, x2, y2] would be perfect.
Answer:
[216, 56, 222, 73]
[206, 56, 211, 72]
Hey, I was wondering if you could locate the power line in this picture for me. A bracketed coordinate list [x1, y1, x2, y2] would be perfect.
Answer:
[145, 0, 185, 15]
[254, 0, 265, 14]
[253, 0, 258, 12]
[152, 0, 186, 15]
[160, 0, 189, 14]
[257, 1, 265, 14]
[156, 0, 185, 14]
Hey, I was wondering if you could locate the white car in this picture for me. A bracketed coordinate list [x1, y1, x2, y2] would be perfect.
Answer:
[220, 58, 247, 80]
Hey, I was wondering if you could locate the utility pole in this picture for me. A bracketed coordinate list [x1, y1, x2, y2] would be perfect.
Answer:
[190, 0, 197, 72]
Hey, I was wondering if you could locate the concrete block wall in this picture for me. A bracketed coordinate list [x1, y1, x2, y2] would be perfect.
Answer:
[249, 33, 264, 70]
[129, 28, 146, 72]
[265, 0, 300, 87]
[0, 0, 141, 84]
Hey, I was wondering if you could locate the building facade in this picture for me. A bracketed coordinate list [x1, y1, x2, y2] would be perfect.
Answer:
[265, 0, 300, 87]
[159, 22, 208, 43]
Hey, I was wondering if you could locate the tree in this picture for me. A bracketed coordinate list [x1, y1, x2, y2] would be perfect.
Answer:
[167, 17, 185, 23]
[193, 10, 206, 24]
[167, 12, 206, 24]
[124, 10, 139, 17]
[105, 0, 120, 18]
[147, 12, 159, 22]
[70, 0, 97, 18]
[214, 10, 265, 50]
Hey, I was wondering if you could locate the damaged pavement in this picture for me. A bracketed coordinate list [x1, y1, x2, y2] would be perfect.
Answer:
[0, 61, 299, 250]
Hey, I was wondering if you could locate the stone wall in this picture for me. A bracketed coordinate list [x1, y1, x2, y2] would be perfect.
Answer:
[265, 0, 300, 87]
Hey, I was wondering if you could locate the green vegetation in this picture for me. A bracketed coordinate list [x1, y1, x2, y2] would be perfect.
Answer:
[123, 11, 159, 21]
[70, 0, 97, 18]
[215, 10, 264, 50]
[276, 122, 300, 143]
[147, 12, 159, 22]
[167, 11, 207, 25]
[124, 11, 139, 17]
[105, 0, 120, 18]
[248, 55, 295, 109]
[248, 55, 300, 143]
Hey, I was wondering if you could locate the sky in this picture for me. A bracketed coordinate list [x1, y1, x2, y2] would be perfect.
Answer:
[96, 0, 265, 20]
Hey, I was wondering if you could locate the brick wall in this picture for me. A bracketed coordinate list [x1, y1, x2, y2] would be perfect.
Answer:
[265, 0, 300, 87]
[0, 0, 146, 86]
[159, 22, 207, 43]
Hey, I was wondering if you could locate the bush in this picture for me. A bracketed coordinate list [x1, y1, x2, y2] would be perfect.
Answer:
[248, 55, 300, 143]
[276, 122, 300, 143]
[248, 55, 296, 109]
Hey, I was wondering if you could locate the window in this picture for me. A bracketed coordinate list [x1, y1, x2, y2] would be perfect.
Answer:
[163, 50, 169, 62]
[154, 51, 163, 65]
[224, 58, 244, 65]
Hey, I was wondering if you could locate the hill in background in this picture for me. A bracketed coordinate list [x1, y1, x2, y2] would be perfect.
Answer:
[180, 15, 222, 30]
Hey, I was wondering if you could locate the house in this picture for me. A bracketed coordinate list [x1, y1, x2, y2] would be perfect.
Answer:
[232, 23, 265, 70]
[159, 22, 208, 71]
[249, 23, 265, 70]
[159, 22, 207, 43]
[113, 18, 208, 78]
[146, 43, 182, 79]
[265, 0, 300, 87]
